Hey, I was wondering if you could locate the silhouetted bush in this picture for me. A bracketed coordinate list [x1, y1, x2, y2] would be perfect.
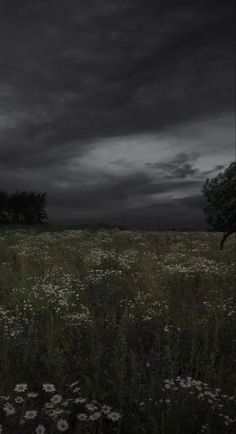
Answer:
[203, 162, 236, 249]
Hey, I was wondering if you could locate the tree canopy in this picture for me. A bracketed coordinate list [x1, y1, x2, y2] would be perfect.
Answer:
[202, 162, 236, 249]
[0, 190, 48, 225]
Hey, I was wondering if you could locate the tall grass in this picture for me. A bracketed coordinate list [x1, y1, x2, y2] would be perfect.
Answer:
[0, 228, 235, 433]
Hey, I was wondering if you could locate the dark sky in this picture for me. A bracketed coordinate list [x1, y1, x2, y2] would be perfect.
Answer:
[0, 0, 235, 228]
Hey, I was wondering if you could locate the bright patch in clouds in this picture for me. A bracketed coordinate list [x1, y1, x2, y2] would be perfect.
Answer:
[71, 113, 234, 181]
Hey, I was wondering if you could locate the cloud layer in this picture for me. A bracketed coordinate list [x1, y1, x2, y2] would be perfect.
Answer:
[0, 0, 235, 227]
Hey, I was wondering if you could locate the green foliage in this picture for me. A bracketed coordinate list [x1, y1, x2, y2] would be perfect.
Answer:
[0, 229, 235, 433]
[203, 162, 236, 248]
[203, 162, 236, 232]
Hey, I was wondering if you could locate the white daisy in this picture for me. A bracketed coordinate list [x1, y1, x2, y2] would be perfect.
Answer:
[3, 403, 16, 416]
[106, 411, 121, 422]
[42, 383, 56, 393]
[14, 383, 28, 393]
[36, 425, 46, 434]
[24, 410, 38, 419]
[15, 396, 24, 403]
[57, 419, 69, 432]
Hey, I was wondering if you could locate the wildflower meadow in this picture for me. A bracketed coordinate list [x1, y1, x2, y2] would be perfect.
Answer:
[0, 228, 235, 433]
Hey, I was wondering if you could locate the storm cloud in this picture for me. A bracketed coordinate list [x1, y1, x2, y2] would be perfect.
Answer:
[0, 0, 235, 228]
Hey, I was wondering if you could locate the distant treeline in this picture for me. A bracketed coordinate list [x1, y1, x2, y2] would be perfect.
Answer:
[0, 190, 48, 225]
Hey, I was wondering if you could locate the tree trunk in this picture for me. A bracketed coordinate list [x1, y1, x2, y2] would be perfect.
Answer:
[220, 231, 234, 250]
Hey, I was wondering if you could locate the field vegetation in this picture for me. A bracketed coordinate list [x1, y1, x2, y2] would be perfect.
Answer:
[0, 228, 235, 433]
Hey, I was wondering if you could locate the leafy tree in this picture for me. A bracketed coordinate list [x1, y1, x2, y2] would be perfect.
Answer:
[202, 162, 236, 249]
[24, 192, 48, 224]
[8, 191, 48, 225]
[0, 190, 48, 225]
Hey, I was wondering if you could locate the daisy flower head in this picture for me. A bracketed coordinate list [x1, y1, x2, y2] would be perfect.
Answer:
[51, 394, 63, 405]
[57, 419, 69, 432]
[3, 403, 16, 416]
[106, 411, 121, 422]
[42, 383, 56, 393]
[15, 396, 24, 404]
[14, 383, 28, 393]
[36, 425, 46, 434]
[24, 410, 38, 419]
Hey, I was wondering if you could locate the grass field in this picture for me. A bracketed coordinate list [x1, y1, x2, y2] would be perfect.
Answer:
[0, 228, 235, 433]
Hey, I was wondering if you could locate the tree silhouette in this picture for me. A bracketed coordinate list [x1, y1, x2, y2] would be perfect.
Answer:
[0, 190, 9, 224]
[0, 190, 48, 225]
[203, 162, 236, 249]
